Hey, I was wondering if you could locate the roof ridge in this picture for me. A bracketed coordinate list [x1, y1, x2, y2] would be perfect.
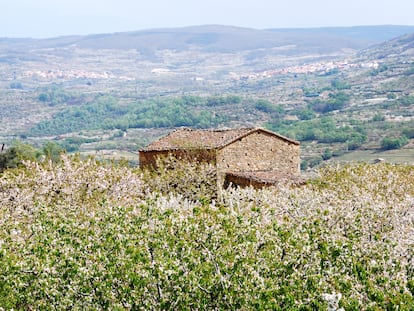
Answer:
[140, 127, 299, 152]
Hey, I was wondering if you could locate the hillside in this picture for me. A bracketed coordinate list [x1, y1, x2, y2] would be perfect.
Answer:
[358, 32, 414, 59]
[51, 25, 414, 54]
[268, 25, 414, 42]
[0, 25, 413, 166]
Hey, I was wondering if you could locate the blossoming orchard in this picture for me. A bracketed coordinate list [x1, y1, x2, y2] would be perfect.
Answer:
[0, 156, 413, 309]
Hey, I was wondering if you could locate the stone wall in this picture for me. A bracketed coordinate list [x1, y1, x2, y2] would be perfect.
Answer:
[224, 172, 270, 189]
[139, 149, 216, 169]
[224, 171, 306, 189]
[216, 131, 300, 186]
[140, 130, 300, 190]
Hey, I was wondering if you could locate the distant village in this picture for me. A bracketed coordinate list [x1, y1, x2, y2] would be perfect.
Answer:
[20, 69, 134, 81]
[230, 60, 380, 81]
[18, 59, 380, 83]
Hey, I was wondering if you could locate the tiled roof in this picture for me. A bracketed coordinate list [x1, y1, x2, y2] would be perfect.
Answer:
[140, 127, 299, 151]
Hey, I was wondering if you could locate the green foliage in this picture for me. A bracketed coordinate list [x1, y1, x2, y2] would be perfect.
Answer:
[0, 141, 42, 171]
[58, 136, 99, 152]
[399, 95, 414, 107]
[30, 95, 234, 135]
[266, 117, 367, 146]
[402, 126, 414, 138]
[0, 159, 413, 308]
[295, 108, 316, 120]
[206, 94, 242, 106]
[322, 148, 333, 160]
[37, 87, 79, 106]
[380, 100, 400, 109]
[370, 64, 388, 76]
[42, 142, 64, 163]
[308, 155, 323, 167]
[309, 92, 350, 113]
[32, 96, 125, 134]
[330, 79, 351, 90]
[387, 92, 397, 99]
[255, 99, 285, 115]
[300, 160, 309, 170]
[381, 136, 409, 150]
[0, 141, 68, 172]
[371, 113, 386, 122]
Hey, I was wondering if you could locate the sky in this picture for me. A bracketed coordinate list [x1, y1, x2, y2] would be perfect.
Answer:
[1, 0, 413, 38]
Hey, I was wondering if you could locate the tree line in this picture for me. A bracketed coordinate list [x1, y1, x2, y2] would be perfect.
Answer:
[30, 95, 243, 136]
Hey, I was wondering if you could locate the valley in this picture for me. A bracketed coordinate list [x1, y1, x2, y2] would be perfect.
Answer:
[0, 25, 413, 168]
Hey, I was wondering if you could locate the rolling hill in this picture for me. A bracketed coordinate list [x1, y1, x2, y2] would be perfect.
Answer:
[358, 32, 414, 59]
[0, 25, 413, 166]
[2, 25, 414, 56]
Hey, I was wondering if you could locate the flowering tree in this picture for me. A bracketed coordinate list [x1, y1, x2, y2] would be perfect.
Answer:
[0, 157, 413, 309]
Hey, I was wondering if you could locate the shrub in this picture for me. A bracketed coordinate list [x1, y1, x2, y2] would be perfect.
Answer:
[309, 155, 323, 167]
[402, 127, 414, 138]
[387, 93, 397, 99]
[267, 117, 367, 146]
[399, 96, 414, 107]
[381, 136, 408, 150]
[295, 108, 316, 120]
[331, 79, 350, 90]
[322, 148, 333, 160]
[206, 95, 242, 106]
[370, 64, 388, 76]
[300, 160, 309, 171]
[255, 99, 285, 115]
[310, 92, 350, 113]
[0, 141, 42, 171]
[372, 114, 386, 122]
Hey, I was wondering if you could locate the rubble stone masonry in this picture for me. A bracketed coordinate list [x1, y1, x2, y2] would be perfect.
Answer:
[216, 131, 300, 186]
[139, 128, 300, 189]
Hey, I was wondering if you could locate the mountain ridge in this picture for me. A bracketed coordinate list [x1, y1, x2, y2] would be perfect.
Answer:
[2, 25, 414, 55]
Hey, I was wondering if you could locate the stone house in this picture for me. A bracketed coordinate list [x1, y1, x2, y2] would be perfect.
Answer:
[139, 127, 302, 188]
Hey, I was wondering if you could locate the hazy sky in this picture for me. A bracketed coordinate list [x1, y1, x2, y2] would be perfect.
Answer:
[1, 0, 413, 38]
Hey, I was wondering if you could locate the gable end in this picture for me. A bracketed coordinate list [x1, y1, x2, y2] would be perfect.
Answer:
[217, 128, 299, 150]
